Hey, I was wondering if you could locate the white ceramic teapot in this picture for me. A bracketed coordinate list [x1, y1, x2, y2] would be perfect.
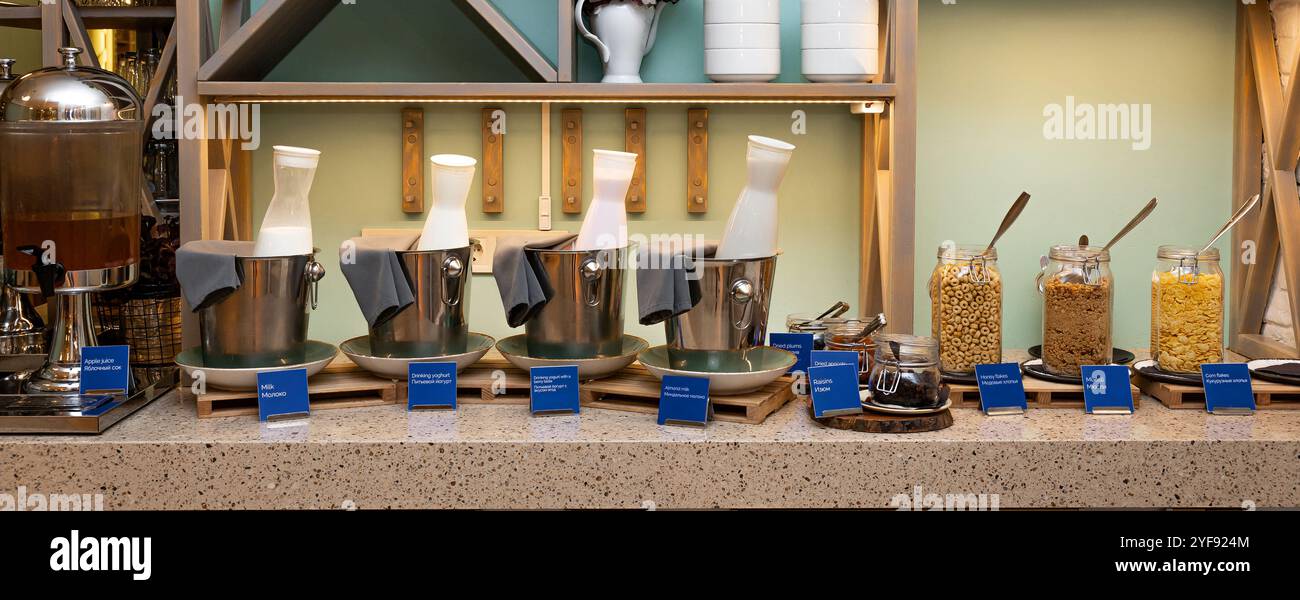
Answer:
[576, 0, 669, 84]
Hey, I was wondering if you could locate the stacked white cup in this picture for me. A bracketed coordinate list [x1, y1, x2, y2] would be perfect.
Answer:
[704, 0, 782, 82]
[801, 0, 879, 82]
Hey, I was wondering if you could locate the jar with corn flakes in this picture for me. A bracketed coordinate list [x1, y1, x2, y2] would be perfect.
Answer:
[1152, 246, 1223, 373]
[929, 244, 1002, 376]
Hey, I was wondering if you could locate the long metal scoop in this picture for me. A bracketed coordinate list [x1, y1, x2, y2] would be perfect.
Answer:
[1101, 197, 1159, 253]
[1199, 191, 1262, 255]
[982, 191, 1032, 256]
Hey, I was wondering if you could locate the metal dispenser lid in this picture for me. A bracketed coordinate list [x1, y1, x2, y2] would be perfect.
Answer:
[0, 48, 141, 123]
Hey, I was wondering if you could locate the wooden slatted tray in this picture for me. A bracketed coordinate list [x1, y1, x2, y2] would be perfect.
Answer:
[409, 358, 794, 424]
[1135, 376, 1300, 410]
[188, 358, 400, 419]
[949, 376, 1141, 410]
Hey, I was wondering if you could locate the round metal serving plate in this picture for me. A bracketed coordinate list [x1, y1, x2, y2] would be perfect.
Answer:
[1020, 358, 1127, 385]
[174, 340, 337, 391]
[1131, 359, 1204, 386]
[1247, 359, 1300, 386]
[1028, 345, 1135, 365]
[637, 345, 795, 395]
[340, 333, 494, 380]
[858, 387, 953, 415]
[497, 334, 647, 381]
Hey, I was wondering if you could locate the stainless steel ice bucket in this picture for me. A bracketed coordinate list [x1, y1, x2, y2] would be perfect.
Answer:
[368, 246, 472, 358]
[524, 245, 631, 359]
[666, 255, 778, 367]
[199, 252, 325, 369]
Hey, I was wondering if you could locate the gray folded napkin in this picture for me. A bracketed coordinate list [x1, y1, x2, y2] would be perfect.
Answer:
[492, 234, 577, 328]
[176, 240, 256, 312]
[635, 239, 717, 325]
[339, 234, 420, 329]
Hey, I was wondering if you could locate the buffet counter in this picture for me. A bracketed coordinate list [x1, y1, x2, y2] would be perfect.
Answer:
[4, 389, 1298, 510]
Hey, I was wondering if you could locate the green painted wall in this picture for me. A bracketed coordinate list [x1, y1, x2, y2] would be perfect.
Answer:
[916, 0, 1235, 349]
[251, 103, 859, 347]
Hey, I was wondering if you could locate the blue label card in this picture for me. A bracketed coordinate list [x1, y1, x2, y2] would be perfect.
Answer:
[1080, 365, 1135, 414]
[975, 363, 1028, 415]
[769, 333, 813, 373]
[808, 364, 862, 418]
[530, 365, 580, 415]
[810, 350, 860, 371]
[658, 375, 711, 426]
[79, 345, 131, 394]
[257, 368, 310, 422]
[407, 362, 458, 410]
[1200, 363, 1256, 414]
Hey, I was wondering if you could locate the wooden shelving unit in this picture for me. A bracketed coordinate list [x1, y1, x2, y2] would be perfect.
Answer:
[197, 81, 897, 103]
[0, 5, 174, 30]
[165, 0, 917, 344]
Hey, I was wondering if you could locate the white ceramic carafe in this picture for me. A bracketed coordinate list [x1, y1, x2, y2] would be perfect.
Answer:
[715, 135, 796, 260]
[576, 0, 667, 84]
[252, 146, 320, 257]
[574, 149, 638, 251]
[417, 154, 476, 251]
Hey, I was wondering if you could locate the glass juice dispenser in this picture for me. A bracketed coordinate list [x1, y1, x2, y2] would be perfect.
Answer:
[0, 47, 143, 396]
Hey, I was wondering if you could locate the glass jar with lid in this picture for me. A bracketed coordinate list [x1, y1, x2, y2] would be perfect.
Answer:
[1037, 245, 1114, 377]
[867, 334, 943, 409]
[1152, 245, 1223, 373]
[786, 313, 853, 350]
[929, 243, 1002, 375]
[823, 320, 878, 385]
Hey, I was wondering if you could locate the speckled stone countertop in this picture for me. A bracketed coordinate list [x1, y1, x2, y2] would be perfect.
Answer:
[3, 389, 1298, 509]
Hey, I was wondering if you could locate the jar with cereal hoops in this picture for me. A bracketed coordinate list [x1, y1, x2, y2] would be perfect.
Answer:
[929, 244, 1002, 375]
[1037, 245, 1114, 377]
[1152, 245, 1223, 373]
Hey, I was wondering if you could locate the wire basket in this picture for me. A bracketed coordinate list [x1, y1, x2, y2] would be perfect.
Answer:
[95, 285, 182, 388]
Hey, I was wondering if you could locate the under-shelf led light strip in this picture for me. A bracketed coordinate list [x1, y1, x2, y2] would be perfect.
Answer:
[221, 98, 881, 105]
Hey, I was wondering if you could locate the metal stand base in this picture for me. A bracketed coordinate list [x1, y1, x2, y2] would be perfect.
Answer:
[26, 293, 94, 394]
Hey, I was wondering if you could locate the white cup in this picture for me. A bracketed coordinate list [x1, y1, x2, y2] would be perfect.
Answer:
[705, 48, 782, 82]
[800, 0, 878, 25]
[705, 23, 782, 50]
[802, 47, 878, 82]
[704, 0, 782, 25]
[801, 23, 876, 49]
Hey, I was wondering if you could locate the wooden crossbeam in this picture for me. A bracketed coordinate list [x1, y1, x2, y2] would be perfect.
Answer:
[59, 0, 97, 68]
[1231, 4, 1265, 339]
[197, 0, 337, 82]
[453, 0, 558, 82]
[1243, 2, 1300, 354]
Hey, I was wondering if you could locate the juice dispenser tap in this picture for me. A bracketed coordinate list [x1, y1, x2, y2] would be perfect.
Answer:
[0, 47, 144, 396]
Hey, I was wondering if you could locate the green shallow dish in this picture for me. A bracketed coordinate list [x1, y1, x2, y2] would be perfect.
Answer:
[497, 334, 647, 380]
[340, 333, 494, 380]
[637, 346, 796, 396]
[175, 340, 338, 391]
